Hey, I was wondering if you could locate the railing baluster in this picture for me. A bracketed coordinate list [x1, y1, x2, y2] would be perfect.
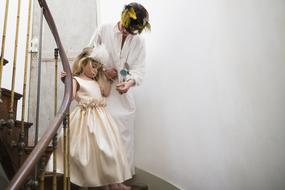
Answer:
[19, 0, 33, 158]
[0, 0, 9, 103]
[53, 48, 59, 190]
[67, 110, 70, 190]
[54, 48, 59, 116]
[52, 134, 58, 189]
[39, 155, 46, 190]
[34, 7, 44, 187]
[9, 0, 22, 122]
[35, 7, 44, 146]
[63, 109, 71, 190]
[63, 112, 67, 190]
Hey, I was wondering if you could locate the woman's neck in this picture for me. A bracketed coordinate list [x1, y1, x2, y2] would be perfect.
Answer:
[118, 22, 128, 37]
[118, 22, 128, 49]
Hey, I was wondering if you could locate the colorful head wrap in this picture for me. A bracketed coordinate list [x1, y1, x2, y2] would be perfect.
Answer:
[121, 2, 151, 35]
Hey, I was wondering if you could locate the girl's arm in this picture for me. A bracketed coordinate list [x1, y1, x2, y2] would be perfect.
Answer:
[61, 73, 79, 99]
[98, 72, 112, 97]
[72, 78, 79, 99]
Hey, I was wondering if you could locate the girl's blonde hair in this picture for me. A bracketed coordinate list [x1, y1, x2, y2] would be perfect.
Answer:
[73, 48, 92, 75]
[72, 47, 111, 96]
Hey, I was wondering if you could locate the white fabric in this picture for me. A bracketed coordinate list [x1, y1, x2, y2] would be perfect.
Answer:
[88, 23, 146, 174]
[88, 44, 109, 65]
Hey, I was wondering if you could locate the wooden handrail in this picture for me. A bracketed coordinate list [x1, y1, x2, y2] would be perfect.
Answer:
[6, 0, 73, 189]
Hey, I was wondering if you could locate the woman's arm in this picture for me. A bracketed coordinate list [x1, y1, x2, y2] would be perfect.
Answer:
[125, 38, 146, 86]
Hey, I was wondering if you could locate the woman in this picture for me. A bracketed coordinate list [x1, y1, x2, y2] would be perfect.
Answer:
[88, 2, 151, 176]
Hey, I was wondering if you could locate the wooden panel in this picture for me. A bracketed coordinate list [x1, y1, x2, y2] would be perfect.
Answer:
[0, 120, 32, 179]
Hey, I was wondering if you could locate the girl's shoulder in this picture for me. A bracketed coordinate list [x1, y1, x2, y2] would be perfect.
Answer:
[73, 76, 91, 82]
[73, 76, 88, 87]
[73, 76, 98, 86]
[73, 76, 81, 83]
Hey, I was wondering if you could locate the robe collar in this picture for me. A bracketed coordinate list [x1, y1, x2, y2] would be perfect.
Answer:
[113, 22, 121, 34]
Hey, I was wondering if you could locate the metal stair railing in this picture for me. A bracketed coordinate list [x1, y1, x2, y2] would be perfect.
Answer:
[5, 0, 73, 189]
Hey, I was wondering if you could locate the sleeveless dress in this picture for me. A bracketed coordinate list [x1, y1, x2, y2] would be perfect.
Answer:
[47, 76, 131, 187]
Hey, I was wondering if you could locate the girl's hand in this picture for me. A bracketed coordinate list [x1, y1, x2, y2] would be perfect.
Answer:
[116, 79, 135, 94]
[60, 71, 67, 82]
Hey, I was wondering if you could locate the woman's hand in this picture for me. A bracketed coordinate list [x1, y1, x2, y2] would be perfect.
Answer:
[104, 68, 118, 80]
[116, 79, 135, 94]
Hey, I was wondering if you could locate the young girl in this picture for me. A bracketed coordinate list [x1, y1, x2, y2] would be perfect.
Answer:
[49, 45, 132, 190]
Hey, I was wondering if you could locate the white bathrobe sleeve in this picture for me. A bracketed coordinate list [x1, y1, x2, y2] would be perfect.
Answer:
[125, 38, 146, 86]
[87, 25, 102, 48]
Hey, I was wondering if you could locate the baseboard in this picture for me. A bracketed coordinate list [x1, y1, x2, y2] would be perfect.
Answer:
[129, 168, 181, 190]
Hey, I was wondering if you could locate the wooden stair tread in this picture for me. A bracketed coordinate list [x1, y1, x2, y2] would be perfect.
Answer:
[25, 145, 53, 153]
[0, 56, 9, 66]
[0, 120, 32, 147]
[0, 88, 22, 100]
[25, 145, 53, 149]
[0, 88, 23, 120]
[14, 120, 33, 128]
[44, 172, 64, 177]
[125, 183, 148, 190]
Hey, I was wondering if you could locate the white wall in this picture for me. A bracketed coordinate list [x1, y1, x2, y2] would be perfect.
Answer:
[28, 0, 99, 143]
[100, 0, 285, 190]
[0, 0, 32, 120]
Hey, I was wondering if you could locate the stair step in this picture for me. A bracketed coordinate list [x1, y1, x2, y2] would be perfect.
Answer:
[125, 182, 148, 190]
[0, 57, 9, 66]
[43, 172, 64, 189]
[0, 120, 32, 147]
[43, 172, 148, 190]
[0, 88, 22, 120]
[44, 172, 82, 190]
[24, 145, 53, 165]
[24, 145, 53, 154]
[0, 119, 33, 179]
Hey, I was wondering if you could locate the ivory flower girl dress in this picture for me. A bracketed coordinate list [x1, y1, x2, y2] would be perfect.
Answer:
[48, 76, 131, 187]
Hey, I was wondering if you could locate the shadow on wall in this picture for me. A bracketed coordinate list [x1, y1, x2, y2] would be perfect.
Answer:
[130, 168, 181, 190]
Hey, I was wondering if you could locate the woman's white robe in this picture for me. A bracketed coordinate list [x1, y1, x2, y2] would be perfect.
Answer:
[88, 23, 146, 175]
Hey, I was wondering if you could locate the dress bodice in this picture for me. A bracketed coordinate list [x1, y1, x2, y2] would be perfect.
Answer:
[74, 76, 106, 108]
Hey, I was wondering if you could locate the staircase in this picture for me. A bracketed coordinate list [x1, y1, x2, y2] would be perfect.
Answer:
[0, 87, 148, 189]
[0, 77, 30, 180]
[0, 87, 55, 188]
[0, 0, 162, 190]
[0, 0, 149, 189]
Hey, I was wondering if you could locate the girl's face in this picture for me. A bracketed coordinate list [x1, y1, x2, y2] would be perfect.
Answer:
[82, 61, 100, 79]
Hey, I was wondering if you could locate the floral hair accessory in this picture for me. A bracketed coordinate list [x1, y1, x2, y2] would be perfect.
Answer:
[121, 3, 151, 35]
